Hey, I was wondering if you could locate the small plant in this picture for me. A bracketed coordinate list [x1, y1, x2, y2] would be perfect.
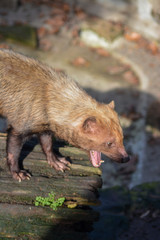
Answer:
[35, 192, 65, 210]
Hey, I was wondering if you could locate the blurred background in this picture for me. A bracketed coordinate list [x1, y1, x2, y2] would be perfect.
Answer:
[0, 0, 160, 239]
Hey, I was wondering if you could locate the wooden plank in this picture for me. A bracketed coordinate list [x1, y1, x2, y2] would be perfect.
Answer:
[0, 136, 102, 206]
[0, 136, 102, 176]
[0, 203, 99, 240]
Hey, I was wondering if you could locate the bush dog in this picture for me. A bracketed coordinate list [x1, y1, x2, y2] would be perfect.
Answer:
[0, 49, 129, 181]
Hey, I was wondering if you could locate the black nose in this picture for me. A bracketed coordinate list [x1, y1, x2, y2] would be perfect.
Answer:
[121, 156, 130, 163]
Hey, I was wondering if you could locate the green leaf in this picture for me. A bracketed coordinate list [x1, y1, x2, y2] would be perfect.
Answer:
[34, 192, 65, 211]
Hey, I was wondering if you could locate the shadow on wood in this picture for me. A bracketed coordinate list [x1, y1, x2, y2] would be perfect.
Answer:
[0, 133, 102, 239]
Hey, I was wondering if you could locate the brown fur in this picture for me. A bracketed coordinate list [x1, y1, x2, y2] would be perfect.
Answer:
[0, 49, 129, 181]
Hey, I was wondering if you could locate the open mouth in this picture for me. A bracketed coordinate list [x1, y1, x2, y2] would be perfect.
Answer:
[89, 150, 104, 168]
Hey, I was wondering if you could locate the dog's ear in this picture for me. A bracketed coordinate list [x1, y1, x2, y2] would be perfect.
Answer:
[108, 100, 115, 109]
[82, 117, 98, 134]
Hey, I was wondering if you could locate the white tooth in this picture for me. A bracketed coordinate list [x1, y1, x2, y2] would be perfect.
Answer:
[94, 164, 99, 167]
[100, 160, 104, 163]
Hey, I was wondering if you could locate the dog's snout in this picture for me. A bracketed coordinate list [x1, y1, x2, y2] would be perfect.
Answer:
[121, 156, 130, 163]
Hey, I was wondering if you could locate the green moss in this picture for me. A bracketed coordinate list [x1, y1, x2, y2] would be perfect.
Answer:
[130, 182, 160, 210]
[0, 25, 37, 48]
[59, 146, 89, 161]
[0, 193, 33, 205]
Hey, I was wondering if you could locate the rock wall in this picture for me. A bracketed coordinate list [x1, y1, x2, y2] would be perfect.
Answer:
[130, 0, 160, 39]
[63, 0, 160, 40]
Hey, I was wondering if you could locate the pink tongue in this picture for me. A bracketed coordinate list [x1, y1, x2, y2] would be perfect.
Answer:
[89, 150, 101, 167]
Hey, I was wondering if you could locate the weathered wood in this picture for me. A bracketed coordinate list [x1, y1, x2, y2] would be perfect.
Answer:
[0, 203, 99, 240]
[0, 175, 101, 205]
[0, 134, 102, 238]
[0, 136, 102, 206]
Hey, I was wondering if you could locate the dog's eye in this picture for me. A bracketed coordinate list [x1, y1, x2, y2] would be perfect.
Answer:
[107, 142, 112, 147]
